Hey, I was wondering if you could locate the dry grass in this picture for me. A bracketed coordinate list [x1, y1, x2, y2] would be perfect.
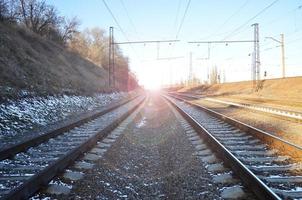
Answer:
[0, 22, 110, 100]
[178, 77, 302, 109]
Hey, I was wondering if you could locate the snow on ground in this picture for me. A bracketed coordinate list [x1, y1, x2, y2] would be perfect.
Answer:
[0, 92, 126, 147]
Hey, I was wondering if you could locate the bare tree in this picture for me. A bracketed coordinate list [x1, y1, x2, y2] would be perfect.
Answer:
[68, 30, 90, 59]
[0, 0, 7, 20]
[60, 16, 80, 44]
[209, 66, 218, 84]
[1, 0, 80, 45]
[68, 28, 107, 67]
[68, 27, 133, 90]
[0, 0, 18, 22]
[18, 0, 61, 35]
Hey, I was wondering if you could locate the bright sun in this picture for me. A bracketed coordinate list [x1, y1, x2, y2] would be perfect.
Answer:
[136, 61, 163, 90]
[140, 74, 161, 90]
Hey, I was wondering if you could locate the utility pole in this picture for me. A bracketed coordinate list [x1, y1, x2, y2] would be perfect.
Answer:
[108, 27, 115, 88]
[189, 52, 193, 85]
[281, 34, 285, 78]
[157, 42, 160, 59]
[265, 34, 285, 78]
[188, 30, 257, 89]
[109, 27, 112, 87]
[252, 23, 260, 90]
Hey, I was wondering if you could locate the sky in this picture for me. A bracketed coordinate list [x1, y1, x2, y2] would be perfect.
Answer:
[47, 0, 302, 88]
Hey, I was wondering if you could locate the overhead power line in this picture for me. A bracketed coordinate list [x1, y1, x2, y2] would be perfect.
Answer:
[263, 4, 302, 26]
[101, 0, 130, 41]
[101, 0, 145, 79]
[175, 0, 191, 39]
[262, 45, 280, 52]
[119, 0, 139, 37]
[198, 0, 250, 40]
[221, 0, 250, 27]
[114, 40, 180, 45]
[218, 0, 250, 33]
[188, 40, 255, 44]
[223, 0, 280, 40]
[168, 0, 191, 61]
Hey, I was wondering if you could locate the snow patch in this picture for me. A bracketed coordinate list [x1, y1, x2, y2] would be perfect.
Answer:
[136, 117, 146, 128]
[0, 92, 126, 147]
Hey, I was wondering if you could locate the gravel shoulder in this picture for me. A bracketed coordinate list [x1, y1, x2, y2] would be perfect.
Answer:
[66, 94, 223, 199]
[212, 95, 302, 113]
[0, 92, 133, 149]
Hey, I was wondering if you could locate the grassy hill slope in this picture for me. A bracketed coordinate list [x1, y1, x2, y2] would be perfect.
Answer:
[0, 23, 111, 100]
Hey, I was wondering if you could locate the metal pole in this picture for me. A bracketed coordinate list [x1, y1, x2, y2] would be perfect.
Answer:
[207, 43, 211, 59]
[157, 42, 159, 60]
[252, 23, 260, 90]
[265, 34, 285, 79]
[109, 27, 113, 87]
[189, 52, 193, 85]
[112, 27, 115, 88]
[281, 34, 285, 78]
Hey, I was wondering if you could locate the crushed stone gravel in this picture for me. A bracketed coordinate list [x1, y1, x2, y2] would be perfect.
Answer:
[66, 95, 224, 199]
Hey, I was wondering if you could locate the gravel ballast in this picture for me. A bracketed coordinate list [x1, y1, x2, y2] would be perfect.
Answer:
[62, 94, 242, 199]
[193, 98, 302, 147]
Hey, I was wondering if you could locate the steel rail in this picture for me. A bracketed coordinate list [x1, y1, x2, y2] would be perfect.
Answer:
[168, 94, 302, 161]
[164, 94, 282, 200]
[205, 97, 302, 120]
[172, 92, 302, 121]
[1, 96, 145, 200]
[0, 94, 140, 161]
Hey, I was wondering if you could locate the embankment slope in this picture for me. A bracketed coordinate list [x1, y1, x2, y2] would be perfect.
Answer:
[0, 23, 111, 100]
[178, 77, 302, 104]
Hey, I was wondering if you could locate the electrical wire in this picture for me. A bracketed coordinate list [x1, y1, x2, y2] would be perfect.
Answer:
[222, 0, 280, 40]
[263, 4, 302, 26]
[167, 0, 191, 65]
[262, 45, 280, 52]
[175, 0, 191, 39]
[101, 0, 131, 42]
[201, 0, 250, 40]
[220, 0, 250, 29]
[171, 0, 182, 36]
[119, 0, 140, 37]
[101, 0, 143, 72]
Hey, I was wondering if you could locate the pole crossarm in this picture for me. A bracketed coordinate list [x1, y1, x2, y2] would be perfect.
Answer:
[188, 40, 255, 44]
[265, 34, 285, 78]
[265, 37, 281, 44]
[114, 40, 180, 45]
[157, 56, 184, 60]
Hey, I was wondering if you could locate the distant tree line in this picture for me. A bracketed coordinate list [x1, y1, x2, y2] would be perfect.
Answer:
[0, 0, 138, 90]
[68, 27, 138, 90]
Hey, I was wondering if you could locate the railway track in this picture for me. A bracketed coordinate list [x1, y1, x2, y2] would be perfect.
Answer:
[165, 94, 302, 200]
[0, 94, 139, 160]
[0, 95, 145, 200]
[171, 92, 302, 121]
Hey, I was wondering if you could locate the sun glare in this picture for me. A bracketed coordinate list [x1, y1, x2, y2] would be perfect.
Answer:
[139, 73, 161, 90]
[136, 61, 164, 90]
[143, 81, 161, 90]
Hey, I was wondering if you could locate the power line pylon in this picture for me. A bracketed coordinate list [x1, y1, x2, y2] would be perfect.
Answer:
[252, 23, 260, 90]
